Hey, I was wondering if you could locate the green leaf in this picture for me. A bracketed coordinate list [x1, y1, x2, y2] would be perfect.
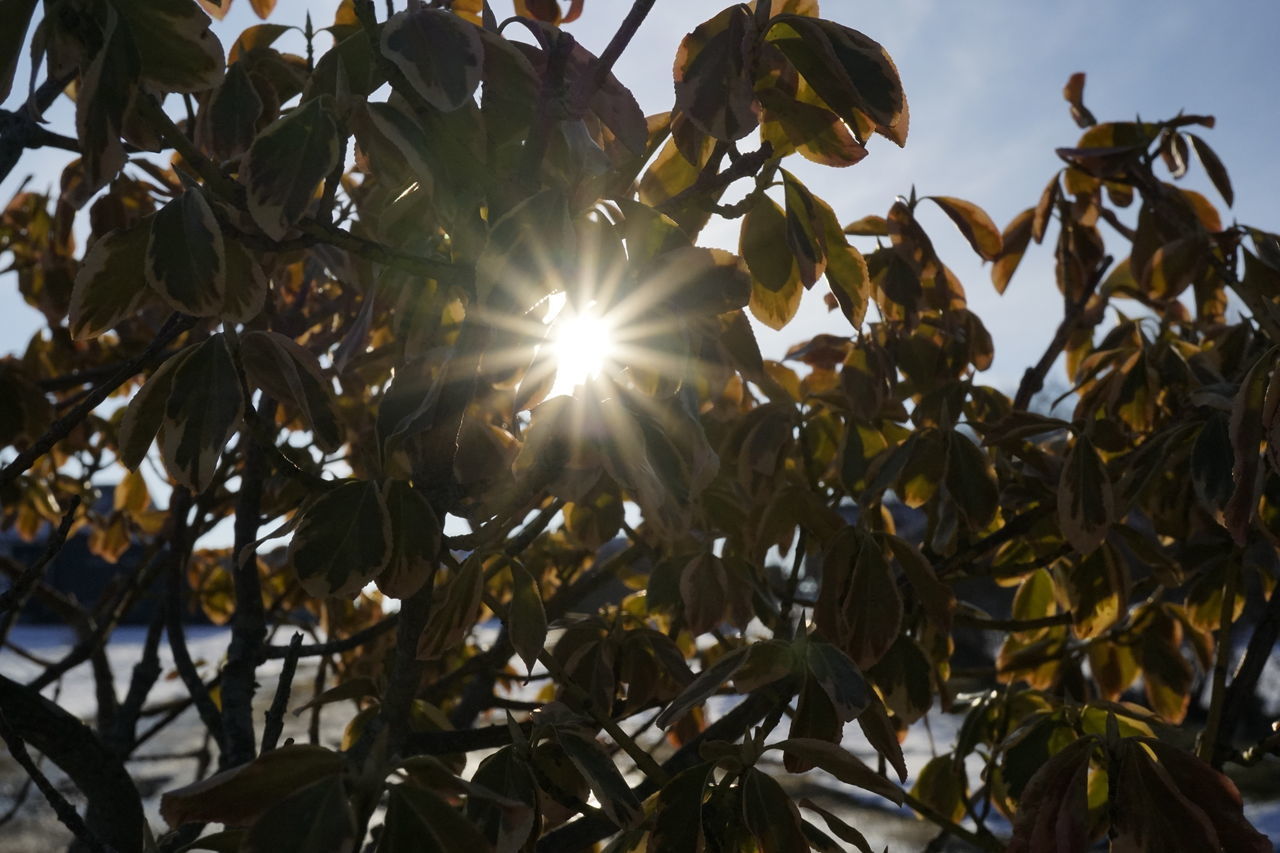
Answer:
[147, 189, 226, 316]
[243, 98, 341, 240]
[885, 534, 954, 630]
[1055, 543, 1126, 639]
[161, 744, 344, 828]
[0, 0, 38, 103]
[553, 729, 642, 828]
[741, 769, 808, 853]
[992, 207, 1034, 294]
[656, 646, 749, 728]
[116, 0, 225, 93]
[741, 195, 796, 293]
[1225, 349, 1275, 544]
[1191, 411, 1234, 517]
[377, 783, 492, 853]
[651, 764, 712, 851]
[381, 7, 483, 112]
[945, 430, 999, 529]
[508, 563, 547, 674]
[75, 9, 138, 196]
[758, 86, 867, 168]
[646, 246, 752, 315]
[867, 635, 933, 725]
[465, 748, 538, 851]
[733, 639, 796, 693]
[176, 829, 244, 852]
[798, 799, 874, 853]
[288, 480, 392, 598]
[1006, 735, 1095, 853]
[1136, 739, 1271, 853]
[239, 330, 343, 452]
[161, 335, 243, 492]
[816, 529, 901, 669]
[926, 196, 1002, 261]
[202, 60, 265, 161]
[220, 237, 269, 322]
[673, 7, 760, 142]
[766, 16, 907, 145]
[817, 203, 870, 329]
[804, 641, 870, 722]
[910, 754, 966, 823]
[1137, 605, 1193, 724]
[69, 217, 154, 339]
[241, 776, 356, 853]
[781, 170, 827, 287]
[1057, 434, 1114, 554]
[770, 738, 902, 804]
[118, 346, 198, 471]
[376, 480, 441, 599]
[416, 555, 484, 660]
[1186, 133, 1233, 207]
[749, 275, 804, 331]
[857, 695, 907, 782]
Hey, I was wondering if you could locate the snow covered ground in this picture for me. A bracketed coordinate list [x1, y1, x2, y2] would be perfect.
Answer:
[3, 625, 1279, 851]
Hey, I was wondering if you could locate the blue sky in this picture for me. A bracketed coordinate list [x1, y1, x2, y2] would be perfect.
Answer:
[2, 0, 1278, 394]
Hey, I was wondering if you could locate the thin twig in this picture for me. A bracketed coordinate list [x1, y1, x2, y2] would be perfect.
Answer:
[108, 602, 167, 756]
[163, 488, 225, 752]
[1198, 560, 1239, 763]
[261, 632, 304, 753]
[570, 0, 657, 113]
[221, 401, 272, 768]
[0, 314, 194, 488]
[263, 613, 399, 659]
[0, 708, 113, 853]
[1012, 256, 1111, 411]
[0, 494, 81, 615]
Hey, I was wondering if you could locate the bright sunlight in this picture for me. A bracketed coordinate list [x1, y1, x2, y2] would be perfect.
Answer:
[548, 297, 617, 393]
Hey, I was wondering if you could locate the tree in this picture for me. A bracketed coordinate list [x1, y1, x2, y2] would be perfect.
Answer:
[0, 0, 1277, 850]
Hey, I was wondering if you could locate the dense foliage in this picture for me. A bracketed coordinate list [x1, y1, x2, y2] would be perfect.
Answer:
[1, 0, 1279, 851]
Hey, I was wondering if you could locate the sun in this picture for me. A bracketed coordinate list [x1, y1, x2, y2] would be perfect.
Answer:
[549, 299, 616, 393]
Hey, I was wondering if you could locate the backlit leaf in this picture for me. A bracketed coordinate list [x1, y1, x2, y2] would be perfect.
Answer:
[239, 330, 343, 452]
[1186, 133, 1233, 207]
[116, 0, 225, 93]
[118, 346, 198, 471]
[741, 769, 808, 853]
[656, 646, 748, 728]
[1006, 735, 1095, 853]
[0, 0, 38, 103]
[203, 60, 265, 161]
[417, 556, 485, 661]
[381, 7, 483, 112]
[243, 98, 341, 240]
[69, 217, 154, 339]
[766, 16, 907, 146]
[147, 189, 226, 317]
[1057, 434, 1113, 554]
[674, 7, 760, 142]
[508, 563, 547, 673]
[910, 754, 965, 823]
[161, 335, 243, 492]
[288, 480, 391, 598]
[76, 10, 137, 197]
[991, 208, 1034, 294]
[926, 196, 1002, 261]
[782, 170, 827, 287]
[771, 738, 902, 804]
[554, 729, 642, 829]
[241, 776, 356, 853]
[161, 744, 343, 828]
[377, 480, 440, 600]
